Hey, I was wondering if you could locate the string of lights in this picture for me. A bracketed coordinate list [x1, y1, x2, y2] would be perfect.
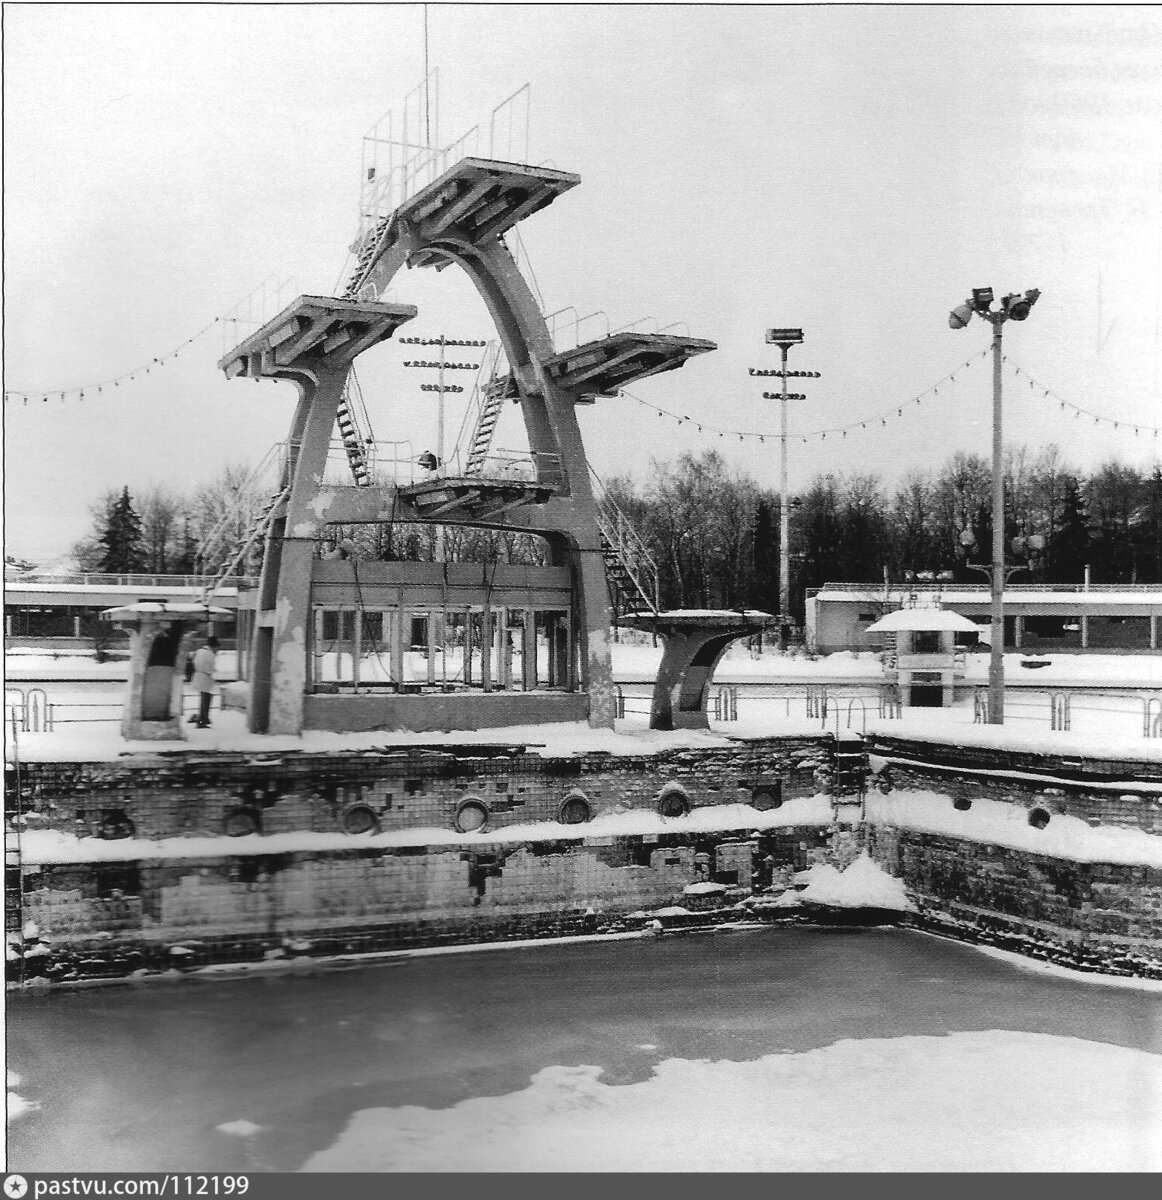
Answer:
[619, 348, 990, 444]
[3, 316, 225, 405]
[1006, 358, 1161, 438]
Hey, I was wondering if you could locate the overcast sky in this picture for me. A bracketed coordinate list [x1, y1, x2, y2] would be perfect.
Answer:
[4, 4, 1161, 563]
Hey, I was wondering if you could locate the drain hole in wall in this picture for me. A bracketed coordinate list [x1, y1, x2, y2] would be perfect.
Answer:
[559, 793, 592, 824]
[342, 804, 379, 835]
[657, 788, 690, 819]
[224, 808, 261, 837]
[1028, 807, 1051, 829]
[455, 798, 490, 833]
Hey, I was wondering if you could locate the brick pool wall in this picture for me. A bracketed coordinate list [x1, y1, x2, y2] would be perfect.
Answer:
[6, 737, 829, 844]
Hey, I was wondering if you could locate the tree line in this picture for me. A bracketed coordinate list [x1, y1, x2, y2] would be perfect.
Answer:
[72, 467, 548, 576]
[603, 446, 1162, 620]
[72, 448, 1162, 625]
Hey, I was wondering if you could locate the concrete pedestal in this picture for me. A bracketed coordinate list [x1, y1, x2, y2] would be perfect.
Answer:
[102, 603, 227, 740]
[624, 610, 775, 730]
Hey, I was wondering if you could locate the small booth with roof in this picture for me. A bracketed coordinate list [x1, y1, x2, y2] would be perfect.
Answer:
[102, 602, 228, 740]
[864, 606, 985, 709]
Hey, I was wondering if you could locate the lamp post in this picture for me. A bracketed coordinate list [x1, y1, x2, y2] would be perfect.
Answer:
[948, 287, 1041, 723]
[400, 336, 486, 472]
[401, 335, 485, 561]
[750, 329, 819, 650]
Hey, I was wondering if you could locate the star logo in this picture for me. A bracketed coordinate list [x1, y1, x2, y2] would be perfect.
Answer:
[4, 1176, 29, 1199]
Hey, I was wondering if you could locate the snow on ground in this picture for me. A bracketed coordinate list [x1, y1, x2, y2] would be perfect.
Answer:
[216, 1120, 263, 1138]
[613, 643, 886, 683]
[866, 789, 1162, 867]
[867, 712, 1162, 763]
[5, 706, 748, 763]
[7, 645, 1162, 763]
[955, 939, 1162, 993]
[785, 852, 915, 911]
[7, 1070, 37, 1124]
[299, 1030, 1162, 1171]
[17, 796, 835, 865]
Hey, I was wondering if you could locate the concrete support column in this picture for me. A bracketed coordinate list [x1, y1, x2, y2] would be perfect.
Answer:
[481, 604, 493, 692]
[1151, 614, 1158, 650]
[391, 599, 404, 687]
[1014, 615, 1024, 649]
[426, 610, 437, 686]
[250, 366, 348, 734]
[627, 613, 773, 730]
[1080, 615, 1089, 649]
[522, 608, 537, 691]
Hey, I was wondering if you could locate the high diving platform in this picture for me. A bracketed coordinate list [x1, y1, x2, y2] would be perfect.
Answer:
[348, 158, 581, 288]
[543, 332, 717, 398]
[218, 295, 418, 381]
[399, 474, 559, 521]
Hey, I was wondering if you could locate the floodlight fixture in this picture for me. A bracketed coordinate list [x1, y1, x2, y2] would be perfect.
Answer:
[1002, 288, 1041, 321]
[765, 328, 804, 345]
[971, 287, 994, 312]
[948, 302, 975, 330]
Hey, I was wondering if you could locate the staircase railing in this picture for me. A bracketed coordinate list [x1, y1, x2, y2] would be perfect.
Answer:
[200, 485, 291, 602]
[588, 466, 660, 615]
[193, 443, 286, 584]
[336, 369, 374, 486]
[456, 342, 506, 476]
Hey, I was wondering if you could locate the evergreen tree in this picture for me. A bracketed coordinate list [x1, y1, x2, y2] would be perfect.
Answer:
[170, 514, 200, 576]
[1045, 475, 1090, 583]
[751, 498, 779, 612]
[96, 486, 146, 573]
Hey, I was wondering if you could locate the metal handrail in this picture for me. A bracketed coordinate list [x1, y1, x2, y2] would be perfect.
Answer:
[9, 572, 234, 589]
[812, 581, 1162, 594]
[588, 466, 660, 614]
[194, 441, 287, 578]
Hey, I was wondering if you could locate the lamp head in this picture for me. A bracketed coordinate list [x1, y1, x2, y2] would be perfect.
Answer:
[971, 287, 995, 312]
[1003, 288, 1041, 321]
[949, 301, 975, 330]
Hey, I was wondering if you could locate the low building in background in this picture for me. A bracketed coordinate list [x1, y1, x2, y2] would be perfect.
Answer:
[807, 582, 1162, 656]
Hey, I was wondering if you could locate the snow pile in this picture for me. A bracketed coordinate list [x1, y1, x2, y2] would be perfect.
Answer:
[867, 789, 1162, 868]
[216, 1119, 263, 1137]
[7, 1070, 37, 1124]
[792, 852, 915, 911]
[299, 1031, 1162, 1171]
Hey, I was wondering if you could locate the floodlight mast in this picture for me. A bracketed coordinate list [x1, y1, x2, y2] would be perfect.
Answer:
[948, 287, 1040, 724]
[765, 328, 805, 651]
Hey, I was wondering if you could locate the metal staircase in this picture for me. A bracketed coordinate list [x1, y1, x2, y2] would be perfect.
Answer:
[342, 216, 392, 301]
[466, 372, 517, 474]
[200, 486, 290, 602]
[589, 467, 659, 615]
[335, 370, 374, 487]
[193, 446, 282, 584]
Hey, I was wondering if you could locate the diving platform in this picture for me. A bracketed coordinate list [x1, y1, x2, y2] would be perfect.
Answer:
[623, 610, 776, 730]
[399, 475, 559, 521]
[219, 295, 417, 379]
[543, 332, 717, 397]
[350, 158, 581, 282]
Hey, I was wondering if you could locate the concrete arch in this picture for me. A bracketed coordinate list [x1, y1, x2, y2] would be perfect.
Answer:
[354, 224, 613, 720]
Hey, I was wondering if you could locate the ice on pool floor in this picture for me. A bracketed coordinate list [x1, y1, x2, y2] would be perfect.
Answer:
[300, 1030, 1162, 1172]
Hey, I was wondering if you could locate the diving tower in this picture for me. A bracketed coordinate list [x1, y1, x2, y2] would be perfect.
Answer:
[221, 157, 716, 736]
